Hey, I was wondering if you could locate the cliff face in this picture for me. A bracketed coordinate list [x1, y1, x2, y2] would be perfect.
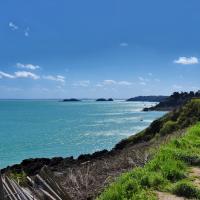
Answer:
[1, 99, 200, 200]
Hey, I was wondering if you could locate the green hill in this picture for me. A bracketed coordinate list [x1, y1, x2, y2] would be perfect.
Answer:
[98, 99, 200, 200]
[115, 98, 200, 150]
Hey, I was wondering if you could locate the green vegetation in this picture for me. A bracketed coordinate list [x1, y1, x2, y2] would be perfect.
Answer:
[98, 120, 200, 199]
[159, 120, 177, 136]
[145, 91, 200, 111]
[9, 171, 28, 186]
[173, 180, 200, 199]
[115, 99, 200, 150]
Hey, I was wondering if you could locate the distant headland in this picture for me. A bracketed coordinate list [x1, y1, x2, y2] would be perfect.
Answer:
[144, 91, 200, 111]
[126, 96, 168, 102]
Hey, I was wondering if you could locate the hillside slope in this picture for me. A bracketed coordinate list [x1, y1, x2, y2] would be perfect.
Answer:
[98, 121, 200, 200]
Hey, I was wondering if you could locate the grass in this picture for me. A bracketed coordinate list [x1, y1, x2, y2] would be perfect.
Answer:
[115, 99, 200, 150]
[97, 122, 200, 200]
[9, 171, 28, 186]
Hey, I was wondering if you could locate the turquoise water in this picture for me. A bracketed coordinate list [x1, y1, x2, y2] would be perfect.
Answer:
[0, 100, 165, 169]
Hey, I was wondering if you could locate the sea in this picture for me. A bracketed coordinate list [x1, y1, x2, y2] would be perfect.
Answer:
[0, 100, 165, 169]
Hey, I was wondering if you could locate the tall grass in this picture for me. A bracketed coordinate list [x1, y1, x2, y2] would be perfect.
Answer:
[98, 123, 200, 200]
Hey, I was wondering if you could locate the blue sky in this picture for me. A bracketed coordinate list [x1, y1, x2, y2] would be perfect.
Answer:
[0, 0, 200, 98]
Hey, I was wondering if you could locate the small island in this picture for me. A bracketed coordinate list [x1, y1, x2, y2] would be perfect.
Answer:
[96, 98, 114, 101]
[62, 98, 81, 102]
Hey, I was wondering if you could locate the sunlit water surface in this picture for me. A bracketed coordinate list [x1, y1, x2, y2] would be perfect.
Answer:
[0, 100, 165, 168]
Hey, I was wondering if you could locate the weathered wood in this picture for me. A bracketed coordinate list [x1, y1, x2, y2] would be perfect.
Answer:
[0, 172, 5, 200]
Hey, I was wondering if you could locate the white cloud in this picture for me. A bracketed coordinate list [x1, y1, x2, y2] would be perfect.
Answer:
[0, 71, 15, 79]
[0, 70, 39, 80]
[99, 79, 132, 87]
[120, 42, 128, 47]
[16, 63, 40, 70]
[118, 81, 132, 86]
[148, 72, 153, 76]
[138, 76, 144, 81]
[103, 79, 117, 85]
[138, 76, 149, 82]
[73, 80, 90, 87]
[24, 27, 29, 37]
[139, 82, 146, 86]
[174, 57, 198, 65]
[9, 22, 18, 30]
[172, 84, 183, 90]
[43, 75, 65, 83]
[96, 83, 103, 87]
[15, 71, 40, 79]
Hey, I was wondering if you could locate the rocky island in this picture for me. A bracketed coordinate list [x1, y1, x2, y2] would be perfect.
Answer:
[62, 98, 81, 102]
[96, 98, 114, 101]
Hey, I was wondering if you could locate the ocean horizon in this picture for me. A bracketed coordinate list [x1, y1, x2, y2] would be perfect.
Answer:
[0, 100, 165, 169]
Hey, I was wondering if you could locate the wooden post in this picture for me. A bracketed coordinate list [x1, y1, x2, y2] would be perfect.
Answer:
[0, 171, 5, 200]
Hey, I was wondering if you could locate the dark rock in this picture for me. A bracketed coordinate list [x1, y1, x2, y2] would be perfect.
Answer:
[143, 108, 149, 111]
[62, 98, 81, 102]
[96, 98, 114, 101]
[96, 98, 107, 101]
[78, 150, 109, 161]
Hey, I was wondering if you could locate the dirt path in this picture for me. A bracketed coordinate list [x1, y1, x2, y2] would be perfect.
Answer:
[157, 167, 200, 200]
[189, 167, 200, 187]
[157, 191, 187, 200]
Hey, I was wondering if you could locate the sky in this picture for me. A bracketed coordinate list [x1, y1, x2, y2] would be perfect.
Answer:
[0, 0, 200, 99]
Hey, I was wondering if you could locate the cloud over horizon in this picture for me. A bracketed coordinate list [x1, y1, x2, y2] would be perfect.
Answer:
[73, 80, 90, 87]
[43, 75, 65, 84]
[102, 79, 132, 86]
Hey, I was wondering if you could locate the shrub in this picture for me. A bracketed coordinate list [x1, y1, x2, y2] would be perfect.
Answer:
[160, 121, 178, 135]
[177, 154, 200, 166]
[122, 178, 140, 199]
[173, 181, 200, 199]
[140, 172, 165, 189]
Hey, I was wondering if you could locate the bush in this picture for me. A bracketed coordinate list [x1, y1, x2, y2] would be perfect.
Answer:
[177, 154, 200, 166]
[160, 121, 178, 135]
[140, 172, 165, 189]
[173, 181, 200, 199]
[122, 178, 140, 198]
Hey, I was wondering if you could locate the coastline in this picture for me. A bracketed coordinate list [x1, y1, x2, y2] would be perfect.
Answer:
[0, 99, 162, 170]
[2, 99, 200, 199]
